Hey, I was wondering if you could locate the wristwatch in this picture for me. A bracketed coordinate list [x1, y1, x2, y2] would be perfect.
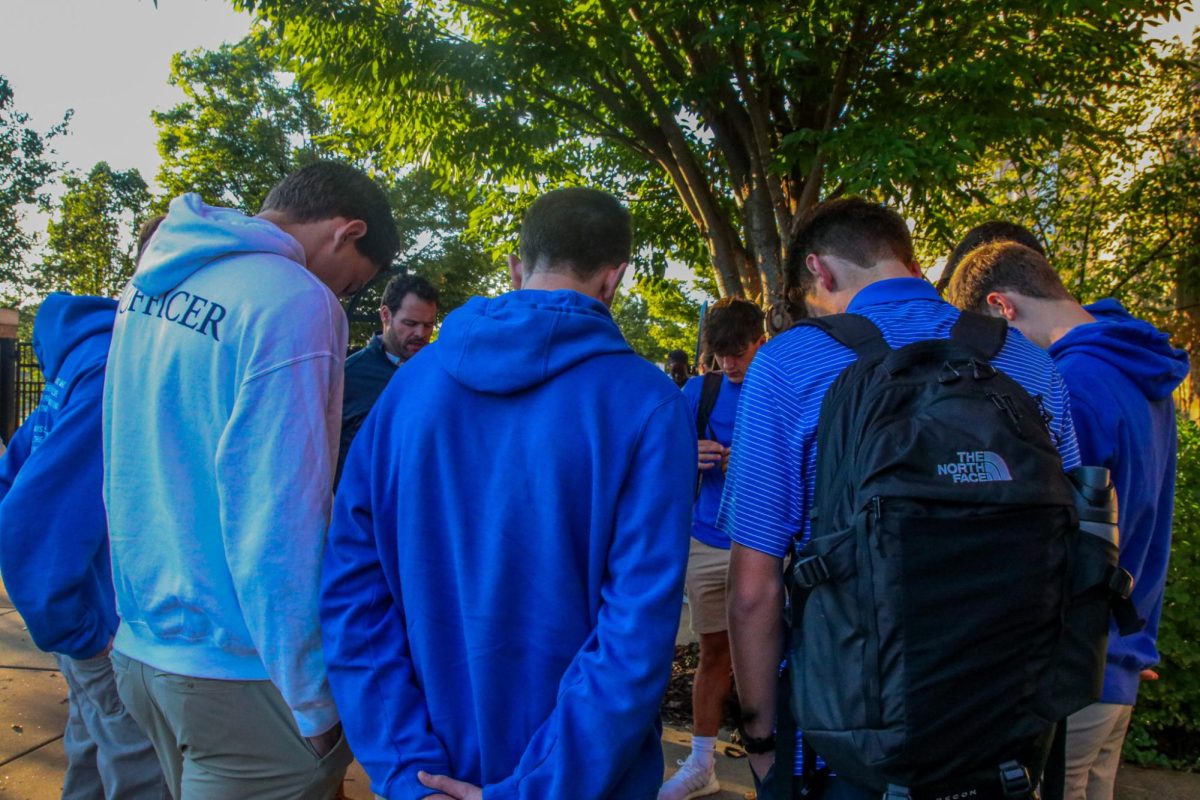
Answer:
[737, 727, 776, 754]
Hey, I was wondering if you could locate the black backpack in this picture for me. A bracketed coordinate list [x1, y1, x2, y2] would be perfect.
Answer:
[786, 312, 1137, 800]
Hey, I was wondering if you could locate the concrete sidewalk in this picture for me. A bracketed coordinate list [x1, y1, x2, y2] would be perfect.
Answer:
[0, 582, 1193, 799]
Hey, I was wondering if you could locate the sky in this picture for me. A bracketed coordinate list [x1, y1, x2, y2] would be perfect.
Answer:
[0, 0, 253, 188]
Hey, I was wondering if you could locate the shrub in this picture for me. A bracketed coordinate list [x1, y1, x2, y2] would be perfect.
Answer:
[1124, 413, 1200, 770]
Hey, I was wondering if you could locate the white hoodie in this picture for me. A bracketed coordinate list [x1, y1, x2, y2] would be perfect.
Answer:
[103, 194, 346, 736]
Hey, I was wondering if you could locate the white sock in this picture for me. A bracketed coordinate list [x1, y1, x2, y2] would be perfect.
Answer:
[691, 735, 716, 768]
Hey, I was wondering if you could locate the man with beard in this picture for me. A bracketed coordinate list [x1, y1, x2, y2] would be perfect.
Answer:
[339, 274, 439, 476]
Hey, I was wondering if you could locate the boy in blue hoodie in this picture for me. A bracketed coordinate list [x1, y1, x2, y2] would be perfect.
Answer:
[103, 161, 399, 800]
[323, 188, 696, 800]
[948, 241, 1189, 800]
[0, 293, 166, 799]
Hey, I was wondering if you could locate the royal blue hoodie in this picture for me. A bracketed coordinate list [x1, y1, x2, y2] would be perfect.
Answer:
[1048, 299, 1190, 705]
[323, 289, 695, 800]
[0, 294, 117, 660]
[103, 194, 347, 736]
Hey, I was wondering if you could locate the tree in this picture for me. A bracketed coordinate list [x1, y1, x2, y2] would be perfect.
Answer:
[154, 35, 508, 322]
[0, 75, 68, 292]
[920, 35, 1200, 380]
[40, 162, 151, 298]
[233, 0, 1184, 303]
[612, 275, 702, 363]
[153, 32, 334, 212]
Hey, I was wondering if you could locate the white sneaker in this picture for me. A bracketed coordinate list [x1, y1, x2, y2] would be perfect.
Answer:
[658, 753, 720, 800]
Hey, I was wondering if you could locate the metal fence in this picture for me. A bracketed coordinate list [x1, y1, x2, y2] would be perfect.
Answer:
[15, 341, 41, 425]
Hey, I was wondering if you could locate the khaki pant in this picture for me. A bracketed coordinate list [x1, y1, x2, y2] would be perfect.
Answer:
[1064, 702, 1133, 800]
[111, 651, 351, 800]
[684, 538, 731, 635]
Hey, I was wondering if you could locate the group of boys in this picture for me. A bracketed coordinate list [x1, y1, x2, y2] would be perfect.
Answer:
[663, 203, 1185, 800]
[0, 159, 1185, 800]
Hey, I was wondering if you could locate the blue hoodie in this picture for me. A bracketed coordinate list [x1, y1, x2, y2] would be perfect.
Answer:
[103, 194, 347, 736]
[323, 289, 695, 800]
[0, 294, 117, 660]
[1048, 299, 1190, 705]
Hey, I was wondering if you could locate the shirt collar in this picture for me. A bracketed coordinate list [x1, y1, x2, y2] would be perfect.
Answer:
[846, 277, 941, 313]
[374, 334, 404, 366]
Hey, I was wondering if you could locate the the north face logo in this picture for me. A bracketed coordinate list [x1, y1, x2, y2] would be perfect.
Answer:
[936, 450, 1013, 483]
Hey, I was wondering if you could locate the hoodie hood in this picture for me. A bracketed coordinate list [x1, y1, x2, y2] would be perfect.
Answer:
[32, 293, 117, 381]
[435, 289, 633, 394]
[1049, 299, 1189, 402]
[132, 193, 305, 297]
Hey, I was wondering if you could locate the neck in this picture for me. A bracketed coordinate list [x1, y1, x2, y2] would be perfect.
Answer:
[521, 270, 602, 299]
[257, 210, 312, 263]
[827, 260, 918, 314]
[1042, 300, 1097, 347]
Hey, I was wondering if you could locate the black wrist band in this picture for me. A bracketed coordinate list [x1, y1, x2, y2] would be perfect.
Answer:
[737, 727, 776, 754]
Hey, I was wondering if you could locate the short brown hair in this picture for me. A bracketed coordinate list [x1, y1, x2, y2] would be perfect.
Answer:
[381, 273, 438, 313]
[937, 220, 1044, 293]
[947, 241, 1071, 313]
[784, 197, 913, 300]
[703, 297, 765, 356]
[520, 188, 632, 279]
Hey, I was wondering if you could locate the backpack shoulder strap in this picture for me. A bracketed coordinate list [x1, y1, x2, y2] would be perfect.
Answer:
[695, 371, 723, 439]
[950, 311, 1008, 359]
[798, 313, 890, 360]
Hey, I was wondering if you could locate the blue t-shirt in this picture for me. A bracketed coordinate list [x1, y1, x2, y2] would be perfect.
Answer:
[682, 374, 742, 549]
[717, 277, 1082, 775]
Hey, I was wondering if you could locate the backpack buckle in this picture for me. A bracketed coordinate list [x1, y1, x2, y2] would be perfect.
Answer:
[971, 358, 997, 380]
[938, 361, 962, 384]
[1107, 566, 1134, 600]
[998, 760, 1032, 798]
[792, 555, 831, 589]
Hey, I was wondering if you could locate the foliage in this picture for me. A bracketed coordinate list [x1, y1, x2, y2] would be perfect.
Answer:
[612, 275, 701, 363]
[234, 0, 1182, 302]
[39, 162, 151, 298]
[153, 35, 504, 331]
[0, 75, 68, 293]
[153, 32, 334, 212]
[1124, 413, 1200, 770]
[921, 36, 1200, 375]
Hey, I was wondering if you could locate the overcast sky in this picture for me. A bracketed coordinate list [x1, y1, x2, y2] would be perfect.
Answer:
[0, 0, 252, 188]
[0, 1, 1196, 198]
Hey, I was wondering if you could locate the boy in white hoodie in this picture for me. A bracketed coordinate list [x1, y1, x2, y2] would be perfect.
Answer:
[103, 161, 399, 800]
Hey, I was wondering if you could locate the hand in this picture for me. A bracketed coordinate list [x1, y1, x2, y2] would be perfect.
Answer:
[306, 723, 342, 759]
[748, 750, 775, 783]
[418, 771, 482, 800]
[87, 638, 114, 660]
[1140, 668, 1160, 681]
[698, 439, 729, 471]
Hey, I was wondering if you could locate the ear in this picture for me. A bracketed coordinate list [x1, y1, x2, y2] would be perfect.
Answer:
[507, 254, 523, 290]
[333, 218, 367, 250]
[806, 254, 835, 292]
[984, 291, 1018, 321]
[598, 262, 628, 307]
[379, 304, 392, 328]
[906, 260, 923, 279]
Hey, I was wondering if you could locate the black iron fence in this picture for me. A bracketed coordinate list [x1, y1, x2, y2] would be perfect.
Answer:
[15, 341, 41, 425]
[0, 340, 42, 442]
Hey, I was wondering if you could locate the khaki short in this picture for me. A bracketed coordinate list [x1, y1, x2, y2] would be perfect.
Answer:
[684, 538, 731, 635]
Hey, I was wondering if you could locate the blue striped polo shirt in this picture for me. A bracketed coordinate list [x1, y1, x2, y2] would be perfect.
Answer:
[716, 277, 1082, 776]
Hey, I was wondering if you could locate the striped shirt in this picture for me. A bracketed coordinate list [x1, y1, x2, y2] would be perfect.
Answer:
[718, 277, 1081, 558]
[715, 277, 1082, 777]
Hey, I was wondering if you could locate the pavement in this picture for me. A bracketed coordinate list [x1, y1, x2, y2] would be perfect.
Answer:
[0, 583, 1193, 799]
